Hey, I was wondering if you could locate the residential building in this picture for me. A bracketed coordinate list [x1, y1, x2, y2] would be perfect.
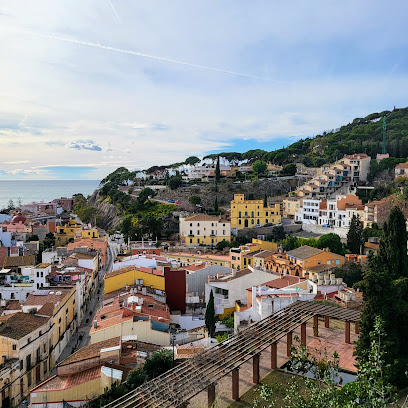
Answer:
[395, 162, 408, 179]
[54, 223, 82, 246]
[286, 246, 345, 275]
[230, 194, 281, 231]
[0, 312, 53, 408]
[67, 238, 108, 267]
[179, 214, 231, 246]
[166, 252, 230, 267]
[23, 288, 77, 364]
[104, 265, 186, 313]
[264, 253, 303, 277]
[229, 239, 278, 271]
[30, 337, 134, 408]
[296, 153, 371, 199]
[3, 255, 36, 273]
[205, 266, 279, 316]
[363, 196, 396, 228]
[252, 251, 275, 269]
[90, 294, 171, 346]
[283, 197, 303, 218]
[185, 264, 230, 299]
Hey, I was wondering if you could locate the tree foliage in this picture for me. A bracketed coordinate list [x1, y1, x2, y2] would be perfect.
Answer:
[347, 214, 364, 254]
[252, 160, 267, 175]
[254, 317, 398, 407]
[282, 163, 297, 176]
[188, 195, 201, 205]
[205, 290, 216, 338]
[143, 349, 173, 379]
[356, 206, 408, 387]
[334, 262, 363, 287]
[215, 156, 221, 181]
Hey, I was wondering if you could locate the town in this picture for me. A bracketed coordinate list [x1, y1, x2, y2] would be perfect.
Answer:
[0, 143, 407, 407]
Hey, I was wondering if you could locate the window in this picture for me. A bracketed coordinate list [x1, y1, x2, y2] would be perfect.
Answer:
[36, 272, 39, 278]
[336, 259, 340, 265]
[10, 293, 15, 300]
[197, 223, 200, 226]
[27, 372, 31, 387]
[20, 360, 23, 370]
[239, 211, 241, 217]
[26, 354, 31, 371]
[251, 219, 254, 224]
[41, 272, 43, 277]
[190, 239, 192, 244]
[12, 344, 16, 350]
[190, 223, 192, 227]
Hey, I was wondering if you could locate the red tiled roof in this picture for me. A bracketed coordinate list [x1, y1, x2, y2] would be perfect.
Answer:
[183, 263, 206, 272]
[264, 275, 301, 289]
[0, 312, 49, 339]
[58, 337, 121, 366]
[24, 289, 72, 309]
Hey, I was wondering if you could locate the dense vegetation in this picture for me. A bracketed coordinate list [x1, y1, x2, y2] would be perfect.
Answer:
[356, 206, 408, 387]
[99, 174, 176, 240]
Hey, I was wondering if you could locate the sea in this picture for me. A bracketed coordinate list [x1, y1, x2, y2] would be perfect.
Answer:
[0, 180, 100, 209]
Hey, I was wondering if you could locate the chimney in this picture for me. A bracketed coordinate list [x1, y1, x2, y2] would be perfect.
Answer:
[93, 320, 98, 329]
[231, 268, 236, 277]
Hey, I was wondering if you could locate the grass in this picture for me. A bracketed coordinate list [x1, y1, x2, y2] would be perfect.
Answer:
[228, 370, 306, 408]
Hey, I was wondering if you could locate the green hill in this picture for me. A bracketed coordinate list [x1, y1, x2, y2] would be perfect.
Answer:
[260, 107, 408, 168]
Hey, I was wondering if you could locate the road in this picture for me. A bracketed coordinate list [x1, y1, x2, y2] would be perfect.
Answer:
[56, 239, 119, 364]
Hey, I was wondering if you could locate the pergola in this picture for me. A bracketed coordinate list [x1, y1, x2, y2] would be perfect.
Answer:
[104, 301, 360, 408]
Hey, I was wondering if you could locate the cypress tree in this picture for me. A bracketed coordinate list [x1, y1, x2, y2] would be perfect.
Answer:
[356, 206, 408, 386]
[347, 214, 363, 254]
[205, 290, 216, 338]
[215, 156, 220, 182]
[214, 196, 219, 213]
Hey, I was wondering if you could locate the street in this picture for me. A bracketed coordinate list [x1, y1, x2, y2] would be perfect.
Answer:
[55, 239, 119, 365]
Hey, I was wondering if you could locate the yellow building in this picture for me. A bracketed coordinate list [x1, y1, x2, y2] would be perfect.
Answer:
[0, 312, 53, 408]
[104, 266, 165, 294]
[229, 239, 278, 270]
[230, 194, 281, 230]
[286, 246, 345, 274]
[179, 214, 231, 245]
[54, 222, 82, 246]
[166, 252, 230, 267]
[76, 228, 100, 239]
[30, 337, 131, 408]
[23, 288, 77, 365]
[283, 197, 303, 218]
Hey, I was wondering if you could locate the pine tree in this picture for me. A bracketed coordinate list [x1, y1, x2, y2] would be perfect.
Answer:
[356, 206, 408, 386]
[264, 191, 268, 208]
[214, 196, 219, 213]
[215, 156, 220, 182]
[205, 290, 216, 338]
[347, 214, 363, 254]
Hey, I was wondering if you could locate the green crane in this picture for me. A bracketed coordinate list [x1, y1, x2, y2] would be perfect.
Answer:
[382, 116, 387, 155]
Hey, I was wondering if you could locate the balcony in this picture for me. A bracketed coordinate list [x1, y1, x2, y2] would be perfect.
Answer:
[188, 234, 194, 237]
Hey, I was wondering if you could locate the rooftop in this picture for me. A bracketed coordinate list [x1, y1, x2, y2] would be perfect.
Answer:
[209, 268, 252, 282]
[0, 312, 49, 339]
[24, 289, 72, 309]
[3, 255, 36, 268]
[105, 265, 163, 280]
[253, 250, 275, 259]
[184, 214, 229, 222]
[286, 246, 323, 260]
[58, 337, 121, 367]
[261, 275, 302, 289]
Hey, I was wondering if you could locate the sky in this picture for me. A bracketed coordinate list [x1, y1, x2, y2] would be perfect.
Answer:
[0, 0, 408, 180]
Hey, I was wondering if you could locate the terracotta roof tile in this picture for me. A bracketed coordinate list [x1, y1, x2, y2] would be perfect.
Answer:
[58, 337, 121, 366]
[262, 275, 301, 289]
[3, 255, 36, 268]
[253, 250, 275, 259]
[287, 246, 323, 260]
[0, 312, 49, 339]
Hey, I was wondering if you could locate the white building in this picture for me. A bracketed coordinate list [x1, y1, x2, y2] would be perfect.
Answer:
[295, 199, 320, 224]
[205, 266, 279, 315]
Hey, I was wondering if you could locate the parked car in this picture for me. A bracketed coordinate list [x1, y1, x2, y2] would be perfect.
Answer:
[175, 201, 181, 204]
[167, 200, 175, 203]
[263, 222, 273, 227]
[254, 224, 262, 228]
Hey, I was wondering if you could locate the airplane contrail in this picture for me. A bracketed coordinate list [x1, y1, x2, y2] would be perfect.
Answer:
[107, 0, 121, 23]
[29, 32, 289, 83]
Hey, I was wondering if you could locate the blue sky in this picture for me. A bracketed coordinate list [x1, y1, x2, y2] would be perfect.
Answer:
[0, 1, 407, 180]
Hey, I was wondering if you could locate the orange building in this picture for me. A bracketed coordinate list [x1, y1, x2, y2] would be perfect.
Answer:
[286, 246, 345, 274]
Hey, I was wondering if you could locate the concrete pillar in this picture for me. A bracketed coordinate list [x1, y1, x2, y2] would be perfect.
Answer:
[253, 354, 260, 384]
[286, 332, 293, 357]
[355, 321, 360, 334]
[313, 315, 319, 337]
[324, 315, 330, 328]
[271, 342, 277, 369]
[207, 383, 215, 407]
[301, 323, 307, 346]
[345, 321, 351, 344]
[232, 368, 239, 401]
